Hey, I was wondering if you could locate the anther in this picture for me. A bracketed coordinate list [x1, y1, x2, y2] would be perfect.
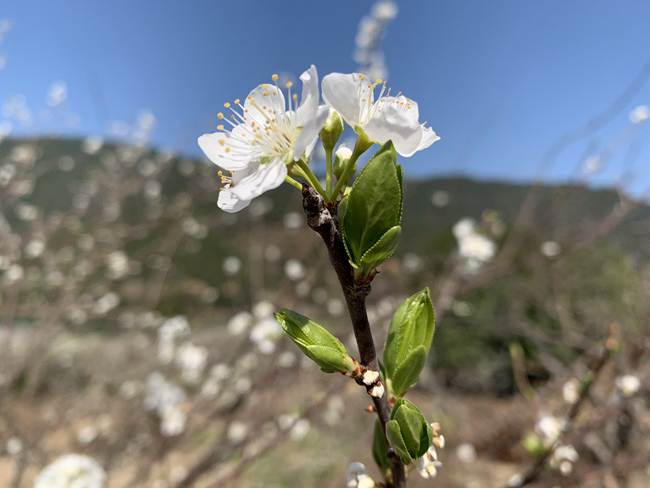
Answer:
[285, 81, 293, 88]
[217, 125, 224, 130]
[217, 113, 224, 119]
[272, 74, 278, 81]
[224, 102, 230, 108]
[234, 99, 240, 104]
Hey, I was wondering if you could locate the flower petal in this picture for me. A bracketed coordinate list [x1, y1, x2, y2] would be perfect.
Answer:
[322, 73, 369, 128]
[230, 159, 287, 201]
[217, 187, 251, 213]
[293, 105, 329, 159]
[364, 103, 422, 157]
[415, 126, 440, 153]
[198, 130, 253, 171]
[296, 65, 320, 128]
[244, 83, 287, 126]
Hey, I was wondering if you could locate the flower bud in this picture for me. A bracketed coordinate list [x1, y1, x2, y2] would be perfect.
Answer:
[333, 145, 356, 183]
[385, 399, 433, 464]
[319, 109, 344, 152]
[274, 309, 357, 374]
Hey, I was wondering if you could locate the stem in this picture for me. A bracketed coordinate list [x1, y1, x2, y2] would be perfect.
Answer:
[330, 135, 372, 201]
[325, 147, 333, 199]
[301, 184, 406, 488]
[295, 158, 326, 197]
[284, 175, 303, 190]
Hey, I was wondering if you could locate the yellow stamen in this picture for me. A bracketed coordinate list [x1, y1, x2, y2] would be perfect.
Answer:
[272, 74, 278, 81]
[234, 99, 240, 104]
[219, 139, 225, 146]
[217, 125, 224, 130]
[224, 102, 230, 108]
[225, 147, 231, 153]
[285, 81, 293, 88]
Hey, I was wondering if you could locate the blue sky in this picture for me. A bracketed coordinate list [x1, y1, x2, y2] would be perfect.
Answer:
[1, 0, 650, 195]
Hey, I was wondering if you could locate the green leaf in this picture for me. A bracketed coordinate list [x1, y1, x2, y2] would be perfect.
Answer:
[359, 225, 402, 274]
[274, 310, 355, 374]
[386, 419, 412, 464]
[391, 345, 428, 397]
[384, 288, 435, 385]
[372, 420, 391, 476]
[389, 399, 433, 462]
[340, 141, 402, 267]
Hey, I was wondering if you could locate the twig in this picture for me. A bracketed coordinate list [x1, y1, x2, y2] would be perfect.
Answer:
[302, 184, 406, 488]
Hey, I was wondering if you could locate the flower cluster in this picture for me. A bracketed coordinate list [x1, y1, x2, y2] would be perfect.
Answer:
[199, 65, 439, 212]
[452, 217, 497, 273]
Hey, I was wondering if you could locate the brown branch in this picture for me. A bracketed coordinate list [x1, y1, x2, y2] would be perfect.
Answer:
[302, 184, 406, 488]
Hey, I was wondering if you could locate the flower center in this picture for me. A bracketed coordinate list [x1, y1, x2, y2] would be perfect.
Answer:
[214, 75, 302, 163]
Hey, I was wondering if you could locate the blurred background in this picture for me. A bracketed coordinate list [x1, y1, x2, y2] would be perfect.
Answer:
[1, 1, 650, 487]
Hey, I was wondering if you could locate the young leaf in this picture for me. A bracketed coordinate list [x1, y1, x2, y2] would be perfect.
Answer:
[340, 141, 401, 267]
[390, 345, 428, 398]
[384, 288, 435, 389]
[359, 225, 402, 274]
[274, 310, 355, 374]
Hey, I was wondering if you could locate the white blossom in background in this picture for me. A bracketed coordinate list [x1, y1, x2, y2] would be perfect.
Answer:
[106, 250, 129, 279]
[402, 253, 424, 274]
[550, 444, 579, 475]
[456, 443, 476, 463]
[616, 375, 641, 397]
[283, 212, 303, 230]
[353, 1, 398, 81]
[77, 425, 99, 445]
[562, 378, 580, 404]
[34, 454, 106, 488]
[227, 421, 248, 445]
[5, 437, 22, 455]
[93, 292, 120, 316]
[82, 136, 104, 155]
[289, 418, 311, 442]
[431, 190, 450, 207]
[144, 372, 187, 436]
[284, 259, 306, 281]
[629, 105, 650, 124]
[222, 255, 242, 275]
[157, 316, 190, 364]
[541, 241, 561, 258]
[3, 264, 24, 284]
[175, 342, 208, 384]
[347, 462, 376, 488]
[453, 217, 497, 273]
[277, 351, 297, 368]
[249, 317, 283, 354]
[227, 311, 253, 335]
[326, 298, 345, 317]
[535, 413, 565, 447]
[582, 156, 601, 174]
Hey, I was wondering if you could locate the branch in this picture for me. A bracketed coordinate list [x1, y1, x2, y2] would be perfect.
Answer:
[302, 184, 406, 488]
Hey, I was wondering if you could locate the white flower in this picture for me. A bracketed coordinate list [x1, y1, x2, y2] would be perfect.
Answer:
[34, 454, 106, 488]
[456, 443, 476, 463]
[452, 218, 476, 239]
[562, 379, 580, 404]
[458, 233, 496, 263]
[415, 444, 443, 479]
[199, 65, 329, 211]
[616, 375, 641, 397]
[536, 414, 564, 446]
[550, 444, 579, 476]
[322, 72, 439, 157]
[347, 462, 376, 488]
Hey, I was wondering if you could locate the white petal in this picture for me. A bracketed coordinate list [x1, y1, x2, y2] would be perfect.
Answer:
[415, 126, 440, 153]
[218, 187, 251, 213]
[293, 105, 329, 159]
[198, 131, 253, 171]
[322, 73, 369, 127]
[244, 83, 287, 124]
[364, 103, 422, 157]
[230, 159, 287, 201]
[296, 65, 320, 127]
